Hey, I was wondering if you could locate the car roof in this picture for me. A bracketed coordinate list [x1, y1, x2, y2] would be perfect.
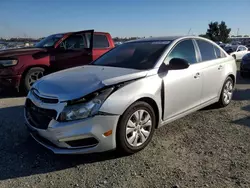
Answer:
[126, 36, 198, 43]
[49, 30, 110, 37]
[58, 31, 109, 35]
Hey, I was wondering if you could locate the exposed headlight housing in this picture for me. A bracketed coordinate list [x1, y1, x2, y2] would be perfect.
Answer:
[59, 87, 114, 121]
[0, 59, 18, 68]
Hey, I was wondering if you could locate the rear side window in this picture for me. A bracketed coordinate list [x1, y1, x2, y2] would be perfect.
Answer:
[165, 40, 197, 64]
[93, 34, 109, 48]
[196, 40, 217, 61]
[214, 45, 226, 58]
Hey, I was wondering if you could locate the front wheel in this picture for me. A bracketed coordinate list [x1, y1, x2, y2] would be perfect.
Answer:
[217, 77, 234, 107]
[116, 101, 156, 155]
[23, 67, 45, 93]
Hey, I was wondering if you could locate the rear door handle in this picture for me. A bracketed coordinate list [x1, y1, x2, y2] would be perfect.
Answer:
[194, 72, 200, 79]
[218, 65, 223, 70]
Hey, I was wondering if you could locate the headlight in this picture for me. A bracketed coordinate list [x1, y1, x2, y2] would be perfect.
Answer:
[0, 59, 18, 67]
[59, 87, 114, 121]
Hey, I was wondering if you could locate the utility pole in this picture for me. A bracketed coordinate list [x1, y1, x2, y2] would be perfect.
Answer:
[187, 28, 192, 35]
[237, 28, 239, 36]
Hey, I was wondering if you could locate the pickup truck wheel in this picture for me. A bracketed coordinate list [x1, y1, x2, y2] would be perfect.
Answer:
[116, 101, 156, 155]
[23, 67, 45, 93]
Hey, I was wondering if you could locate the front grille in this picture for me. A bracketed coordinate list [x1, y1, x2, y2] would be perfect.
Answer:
[31, 89, 59, 104]
[25, 99, 57, 130]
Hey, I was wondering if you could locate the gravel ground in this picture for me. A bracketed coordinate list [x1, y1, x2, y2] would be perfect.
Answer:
[0, 72, 250, 188]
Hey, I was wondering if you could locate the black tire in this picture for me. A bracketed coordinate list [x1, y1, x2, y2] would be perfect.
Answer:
[116, 101, 156, 155]
[23, 67, 45, 93]
[217, 77, 234, 107]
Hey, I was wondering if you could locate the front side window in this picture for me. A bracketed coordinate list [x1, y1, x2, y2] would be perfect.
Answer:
[196, 40, 217, 61]
[237, 46, 242, 51]
[92, 41, 171, 70]
[165, 40, 197, 64]
[93, 34, 109, 48]
[239, 46, 247, 51]
[59, 34, 85, 50]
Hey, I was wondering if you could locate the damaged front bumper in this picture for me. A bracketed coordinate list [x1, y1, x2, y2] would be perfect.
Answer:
[24, 90, 120, 154]
[25, 110, 120, 154]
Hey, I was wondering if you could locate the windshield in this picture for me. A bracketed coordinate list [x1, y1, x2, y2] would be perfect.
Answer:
[92, 41, 171, 70]
[35, 34, 63, 48]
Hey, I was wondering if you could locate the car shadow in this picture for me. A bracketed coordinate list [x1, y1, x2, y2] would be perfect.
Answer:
[232, 117, 250, 128]
[0, 87, 25, 99]
[231, 105, 250, 128]
[0, 105, 124, 180]
[233, 89, 250, 101]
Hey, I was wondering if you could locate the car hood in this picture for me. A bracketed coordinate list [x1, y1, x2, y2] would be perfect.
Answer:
[0, 47, 47, 57]
[33, 65, 149, 101]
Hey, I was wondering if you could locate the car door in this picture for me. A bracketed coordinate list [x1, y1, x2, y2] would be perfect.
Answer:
[234, 46, 243, 60]
[162, 39, 202, 120]
[50, 30, 94, 71]
[239, 46, 248, 59]
[195, 39, 225, 104]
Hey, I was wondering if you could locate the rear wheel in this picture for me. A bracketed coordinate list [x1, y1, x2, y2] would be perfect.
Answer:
[116, 101, 156, 154]
[217, 77, 234, 107]
[23, 67, 45, 93]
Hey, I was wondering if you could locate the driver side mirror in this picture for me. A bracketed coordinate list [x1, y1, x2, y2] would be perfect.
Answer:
[167, 58, 190, 70]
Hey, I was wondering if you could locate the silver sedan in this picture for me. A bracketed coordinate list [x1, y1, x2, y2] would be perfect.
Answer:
[24, 36, 237, 154]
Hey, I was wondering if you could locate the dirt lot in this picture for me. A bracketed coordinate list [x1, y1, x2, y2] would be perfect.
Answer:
[0, 71, 250, 188]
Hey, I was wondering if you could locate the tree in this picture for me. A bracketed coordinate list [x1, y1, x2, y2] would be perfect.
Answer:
[206, 22, 219, 41]
[206, 21, 231, 42]
[244, 35, 249, 37]
[219, 21, 231, 43]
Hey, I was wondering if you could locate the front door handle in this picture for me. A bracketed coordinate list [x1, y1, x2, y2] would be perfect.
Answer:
[218, 65, 223, 70]
[194, 72, 200, 79]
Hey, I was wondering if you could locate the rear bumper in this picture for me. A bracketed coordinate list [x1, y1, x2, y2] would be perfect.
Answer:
[0, 75, 21, 89]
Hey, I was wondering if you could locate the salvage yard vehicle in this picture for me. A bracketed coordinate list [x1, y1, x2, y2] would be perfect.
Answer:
[24, 36, 237, 155]
[228, 45, 249, 61]
[240, 53, 250, 78]
[0, 30, 114, 92]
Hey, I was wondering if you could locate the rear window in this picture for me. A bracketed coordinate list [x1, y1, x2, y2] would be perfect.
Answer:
[93, 34, 109, 48]
[196, 40, 217, 61]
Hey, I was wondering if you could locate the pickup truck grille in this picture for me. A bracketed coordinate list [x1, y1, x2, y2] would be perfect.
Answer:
[25, 99, 57, 130]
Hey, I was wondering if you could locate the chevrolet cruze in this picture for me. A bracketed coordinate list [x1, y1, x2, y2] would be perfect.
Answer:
[24, 36, 237, 155]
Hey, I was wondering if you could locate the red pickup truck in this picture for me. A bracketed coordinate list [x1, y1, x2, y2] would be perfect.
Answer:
[0, 30, 115, 92]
